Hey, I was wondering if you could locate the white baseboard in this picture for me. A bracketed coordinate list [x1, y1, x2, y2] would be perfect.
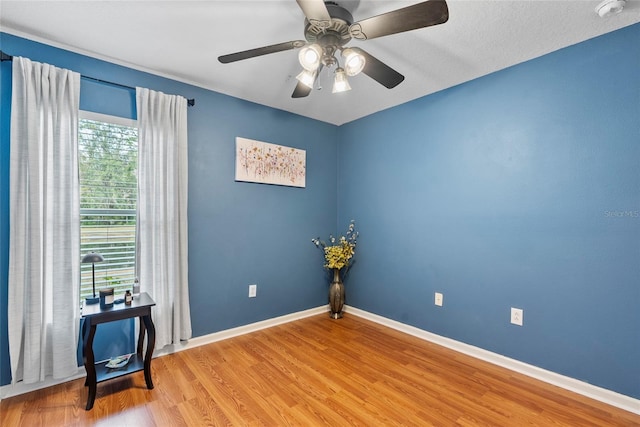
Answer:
[0, 369, 87, 400]
[344, 305, 640, 416]
[3, 303, 638, 416]
[152, 305, 329, 357]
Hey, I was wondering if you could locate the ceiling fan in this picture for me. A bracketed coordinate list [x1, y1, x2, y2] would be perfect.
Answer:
[218, 0, 449, 98]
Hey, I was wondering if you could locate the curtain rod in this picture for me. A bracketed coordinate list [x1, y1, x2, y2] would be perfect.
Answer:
[0, 50, 195, 107]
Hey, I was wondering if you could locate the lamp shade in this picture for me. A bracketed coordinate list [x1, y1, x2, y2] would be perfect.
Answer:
[82, 252, 105, 263]
[296, 69, 317, 88]
[298, 44, 322, 71]
[332, 68, 351, 93]
[342, 48, 365, 76]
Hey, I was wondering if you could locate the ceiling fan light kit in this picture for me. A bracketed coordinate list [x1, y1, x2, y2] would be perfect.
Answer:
[332, 67, 351, 93]
[218, 0, 449, 98]
[298, 44, 323, 70]
[296, 69, 317, 88]
[595, 0, 626, 17]
[342, 48, 366, 76]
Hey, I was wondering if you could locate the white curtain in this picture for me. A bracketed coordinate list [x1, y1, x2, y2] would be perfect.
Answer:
[136, 87, 191, 349]
[8, 57, 81, 384]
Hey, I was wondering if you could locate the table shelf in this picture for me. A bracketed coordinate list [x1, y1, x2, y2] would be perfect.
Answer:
[95, 354, 144, 383]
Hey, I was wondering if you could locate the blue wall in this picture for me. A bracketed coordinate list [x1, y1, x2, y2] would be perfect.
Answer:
[1, 24, 639, 400]
[338, 24, 640, 399]
[0, 33, 338, 386]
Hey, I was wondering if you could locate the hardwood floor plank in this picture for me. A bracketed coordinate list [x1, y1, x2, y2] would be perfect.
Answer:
[286, 382, 350, 426]
[213, 362, 282, 425]
[153, 355, 198, 405]
[349, 371, 437, 424]
[147, 397, 184, 426]
[1, 398, 25, 426]
[1, 313, 639, 426]
[177, 396, 228, 427]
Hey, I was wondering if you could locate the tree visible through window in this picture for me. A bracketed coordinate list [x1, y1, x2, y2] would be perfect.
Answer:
[79, 112, 137, 302]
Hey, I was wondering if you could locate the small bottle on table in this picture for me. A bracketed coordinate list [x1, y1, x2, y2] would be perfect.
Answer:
[133, 277, 140, 296]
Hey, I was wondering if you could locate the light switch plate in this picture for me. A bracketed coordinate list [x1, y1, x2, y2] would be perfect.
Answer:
[435, 292, 443, 307]
[511, 307, 523, 326]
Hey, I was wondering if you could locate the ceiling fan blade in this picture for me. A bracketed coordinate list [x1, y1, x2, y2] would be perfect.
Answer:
[218, 40, 305, 64]
[350, 0, 449, 41]
[352, 48, 405, 89]
[296, 0, 331, 28]
[292, 81, 313, 98]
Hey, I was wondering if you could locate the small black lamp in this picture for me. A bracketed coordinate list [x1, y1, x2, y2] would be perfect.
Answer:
[82, 252, 104, 305]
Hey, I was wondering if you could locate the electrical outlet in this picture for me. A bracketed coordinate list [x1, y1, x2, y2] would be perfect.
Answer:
[248, 284, 257, 298]
[434, 292, 443, 307]
[511, 307, 523, 326]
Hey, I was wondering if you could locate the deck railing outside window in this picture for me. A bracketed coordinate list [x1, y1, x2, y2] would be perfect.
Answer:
[79, 114, 138, 301]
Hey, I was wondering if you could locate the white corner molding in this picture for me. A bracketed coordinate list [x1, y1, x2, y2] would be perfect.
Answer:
[344, 305, 640, 415]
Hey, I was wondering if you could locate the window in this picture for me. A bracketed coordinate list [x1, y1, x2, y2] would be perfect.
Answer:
[79, 112, 138, 301]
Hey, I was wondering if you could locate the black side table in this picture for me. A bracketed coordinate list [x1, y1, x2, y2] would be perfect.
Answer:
[81, 292, 156, 410]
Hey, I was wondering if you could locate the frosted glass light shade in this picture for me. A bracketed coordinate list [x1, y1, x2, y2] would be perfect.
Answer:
[296, 69, 316, 88]
[342, 48, 365, 76]
[298, 44, 322, 71]
[332, 68, 351, 93]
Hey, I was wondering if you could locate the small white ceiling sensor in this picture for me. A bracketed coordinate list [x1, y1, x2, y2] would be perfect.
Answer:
[595, 0, 626, 17]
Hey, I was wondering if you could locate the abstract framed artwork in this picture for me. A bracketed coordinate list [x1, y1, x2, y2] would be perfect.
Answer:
[235, 137, 306, 188]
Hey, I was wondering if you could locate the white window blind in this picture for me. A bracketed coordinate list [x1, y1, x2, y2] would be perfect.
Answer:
[79, 112, 137, 301]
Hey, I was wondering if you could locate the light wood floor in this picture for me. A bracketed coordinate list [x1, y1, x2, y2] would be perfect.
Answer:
[1, 313, 639, 426]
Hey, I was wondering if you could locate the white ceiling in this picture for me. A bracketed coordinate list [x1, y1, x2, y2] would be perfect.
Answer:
[1, 1, 639, 125]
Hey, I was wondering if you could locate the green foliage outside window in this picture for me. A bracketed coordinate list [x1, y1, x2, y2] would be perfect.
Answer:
[79, 118, 137, 225]
[79, 116, 138, 299]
